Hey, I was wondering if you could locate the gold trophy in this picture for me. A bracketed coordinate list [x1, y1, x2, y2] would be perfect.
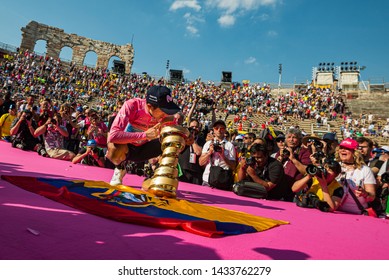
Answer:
[142, 125, 189, 198]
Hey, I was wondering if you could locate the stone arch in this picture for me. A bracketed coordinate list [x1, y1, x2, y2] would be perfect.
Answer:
[20, 21, 134, 74]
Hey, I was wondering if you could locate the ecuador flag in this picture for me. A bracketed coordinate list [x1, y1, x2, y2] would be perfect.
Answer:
[1, 176, 288, 237]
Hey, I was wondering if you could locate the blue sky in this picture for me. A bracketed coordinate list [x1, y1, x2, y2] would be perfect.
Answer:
[1, 0, 388, 84]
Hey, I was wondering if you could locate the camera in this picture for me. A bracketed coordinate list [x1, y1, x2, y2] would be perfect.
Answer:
[37, 146, 49, 157]
[308, 139, 323, 149]
[245, 154, 255, 166]
[51, 119, 57, 125]
[282, 149, 290, 158]
[188, 126, 199, 136]
[312, 151, 326, 162]
[296, 193, 330, 212]
[306, 164, 327, 177]
[127, 162, 153, 178]
[213, 141, 223, 152]
[25, 114, 32, 121]
[381, 172, 389, 184]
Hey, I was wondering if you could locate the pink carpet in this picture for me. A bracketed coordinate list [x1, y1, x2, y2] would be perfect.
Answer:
[1, 140, 388, 260]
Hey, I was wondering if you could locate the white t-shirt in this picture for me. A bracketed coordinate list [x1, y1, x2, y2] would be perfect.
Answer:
[337, 165, 376, 214]
[201, 139, 236, 183]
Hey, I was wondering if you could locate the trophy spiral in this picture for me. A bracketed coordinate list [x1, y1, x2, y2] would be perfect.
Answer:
[142, 125, 189, 198]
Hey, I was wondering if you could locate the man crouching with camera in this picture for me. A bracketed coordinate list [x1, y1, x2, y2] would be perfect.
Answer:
[72, 139, 105, 167]
[235, 144, 286, 200]
[292, 154, 344, 212]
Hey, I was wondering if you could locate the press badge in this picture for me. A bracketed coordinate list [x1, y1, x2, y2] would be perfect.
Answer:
[189, 152, 196, 163]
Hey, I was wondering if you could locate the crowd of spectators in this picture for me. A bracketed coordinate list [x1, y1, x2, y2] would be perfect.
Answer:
[0, 49, 388, 218]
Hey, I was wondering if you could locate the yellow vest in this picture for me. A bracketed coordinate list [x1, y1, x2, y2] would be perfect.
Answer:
[307, 177, 341, 200]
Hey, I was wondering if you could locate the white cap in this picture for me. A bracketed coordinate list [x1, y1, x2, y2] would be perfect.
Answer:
[381, 146, 389, 153]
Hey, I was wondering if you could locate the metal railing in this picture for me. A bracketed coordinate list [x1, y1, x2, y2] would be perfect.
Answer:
[0, 42, 18, 53]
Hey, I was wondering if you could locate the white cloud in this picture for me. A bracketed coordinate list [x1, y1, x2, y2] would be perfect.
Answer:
[186, 25, 200, 36]
[206, 0, 279, 13]
[206, 0, 280, 27]
[183, 12, 204, 36]
[267, 30, 278, 37]
[170, 0, 201, 12]
[218, 14, 236, 27]
[183, 12, 205, 25]
[170, 0, 280, 34]
[244, 56, 257, 64]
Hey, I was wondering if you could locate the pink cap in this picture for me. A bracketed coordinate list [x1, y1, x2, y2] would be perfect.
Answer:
[339, 138, 358, 150]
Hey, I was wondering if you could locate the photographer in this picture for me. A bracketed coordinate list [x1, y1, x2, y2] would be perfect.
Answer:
[377, 170, 389, 218]
[178, 118, 205, 185]
[33, 113, 76, 161]
[292, 158, 343, 212]
[302, 135, 327, 163]
[375, 147, 389, 217]
[274, 128, 312, 201]
[237, 144, 286, 200]
[199, 120, 236, 187]
[357, 137, 384, 175]
[322, 132, 339, 158]
[10, 109, 41, 151]
[72, 139, 105, 167]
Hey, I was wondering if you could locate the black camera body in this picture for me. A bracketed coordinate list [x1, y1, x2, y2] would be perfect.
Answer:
[313, 151, 326, 162]
[296, 193, 330, 212]
[25, 114, 32, 121]
[381, 172, 389, 184]
[282, 149, 290, 158]
[308, 139, 323, 149]
[245, 156, 255, 166]
[213, 141, 223, 152]
[127, 162, 153, 178]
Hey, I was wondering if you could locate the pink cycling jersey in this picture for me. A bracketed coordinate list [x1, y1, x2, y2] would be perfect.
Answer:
[107, 98, 158, 146]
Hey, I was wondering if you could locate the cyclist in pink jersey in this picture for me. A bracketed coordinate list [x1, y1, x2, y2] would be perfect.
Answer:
[107, 85, 181, 185]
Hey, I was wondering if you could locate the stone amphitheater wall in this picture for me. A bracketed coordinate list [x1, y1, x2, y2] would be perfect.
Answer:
[20, 21, 134, 73]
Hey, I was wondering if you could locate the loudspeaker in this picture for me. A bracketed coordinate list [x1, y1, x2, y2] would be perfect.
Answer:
[169, 69, 183, 83]
[113, 60, 125, 74]
[222, 71, 232, 83]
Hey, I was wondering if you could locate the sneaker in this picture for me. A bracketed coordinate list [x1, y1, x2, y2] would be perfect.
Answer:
[110, 168, 127, 186]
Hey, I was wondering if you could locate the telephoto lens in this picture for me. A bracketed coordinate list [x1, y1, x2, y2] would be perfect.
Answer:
[306, 164, 318, 175]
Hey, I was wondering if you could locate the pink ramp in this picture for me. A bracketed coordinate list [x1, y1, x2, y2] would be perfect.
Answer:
[0, 140, 388, 260]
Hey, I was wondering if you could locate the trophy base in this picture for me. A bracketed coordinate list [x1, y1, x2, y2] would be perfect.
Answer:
[142, 178, 177, 198]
